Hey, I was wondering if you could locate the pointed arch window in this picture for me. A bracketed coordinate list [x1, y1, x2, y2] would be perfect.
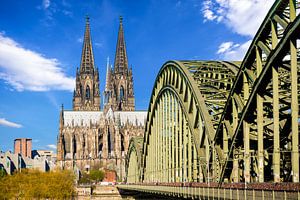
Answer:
[86, 85, 90, 99]
[120, 85, 124, 100]
[121, 134, 125, 152]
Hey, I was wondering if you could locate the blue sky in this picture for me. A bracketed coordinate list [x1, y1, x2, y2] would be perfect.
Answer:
[0, 0, 274, 152]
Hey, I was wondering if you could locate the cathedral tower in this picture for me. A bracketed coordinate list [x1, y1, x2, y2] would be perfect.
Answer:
[73, 17, 100, 111]
[104, 17, 135, 112]
[57, 16, 147, 181]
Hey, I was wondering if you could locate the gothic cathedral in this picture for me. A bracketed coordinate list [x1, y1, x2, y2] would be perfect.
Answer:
[57, 17, 146, 180]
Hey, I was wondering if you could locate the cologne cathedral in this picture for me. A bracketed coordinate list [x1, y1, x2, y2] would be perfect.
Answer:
[57, 17, 146, 180]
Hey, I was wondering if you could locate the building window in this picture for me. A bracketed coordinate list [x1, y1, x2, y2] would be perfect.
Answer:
[86, 85, 90, 99]
[120, 85, 124, 100]
[121, 134, 125, 152]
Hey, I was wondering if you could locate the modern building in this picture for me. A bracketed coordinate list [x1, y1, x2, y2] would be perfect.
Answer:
[14, 138, 32, 158]
[34, 150, 56, 159]
[32, 150, 57, 169]
[0, 151, 52, 174]
[57, 16, 147, 180]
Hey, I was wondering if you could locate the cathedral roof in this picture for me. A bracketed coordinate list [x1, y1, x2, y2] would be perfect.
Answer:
[62, 110, 147, 127]
[63, 111, 104, 127]
[114, 111, 147, 126]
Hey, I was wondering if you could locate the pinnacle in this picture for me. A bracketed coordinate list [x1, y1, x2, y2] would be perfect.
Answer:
[80, 16, 95, 74]
[114, 16, 128, 74]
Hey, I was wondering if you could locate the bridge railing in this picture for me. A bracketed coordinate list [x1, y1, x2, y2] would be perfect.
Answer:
[117, 183, 300, 200]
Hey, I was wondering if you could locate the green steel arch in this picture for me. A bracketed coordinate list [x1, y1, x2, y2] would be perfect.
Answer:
[215, 0, 300, 184]
[125, 0, 300, 185]
[126, 136, 143, 183]
[141, 61, 238, 183]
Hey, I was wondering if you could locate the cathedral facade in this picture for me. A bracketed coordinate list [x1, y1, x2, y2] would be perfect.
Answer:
[57, 17, 146, 180]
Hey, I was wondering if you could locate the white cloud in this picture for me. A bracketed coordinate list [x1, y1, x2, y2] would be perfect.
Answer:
[62, 10, 73, 17]
[202, 0, 274, 37]
[202, 0, 217, 21]
[47, 144, 57, 149]
[217, 40, 252, 60]
[45, 92, 60, 109]
[94, 42, 103, 48]
[175, 1, 182, 8]
[43, 0, 50, 9]
[0, 33, 74, 92]
[217, 41, 240, 54]
[77, 37, 83, 43]
[0, 118, 22, 128]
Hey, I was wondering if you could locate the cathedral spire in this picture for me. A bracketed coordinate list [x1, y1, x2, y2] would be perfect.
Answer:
[59, 104, 64, 129]
[104, 16, 135, 112]
[80, 16, 95, 74]
[73, 16, 100, 111]
[105, 57, 112, 92]
[114, 16, 128, 74]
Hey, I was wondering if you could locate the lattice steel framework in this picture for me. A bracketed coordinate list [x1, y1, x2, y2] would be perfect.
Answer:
[141, 61, 238, 183]
[216, 0, 300, 184]
[126, 136, 143, 183]
[125, 0, 300, 185]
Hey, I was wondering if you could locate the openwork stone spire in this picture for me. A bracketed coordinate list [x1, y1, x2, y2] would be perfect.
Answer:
[105, 57, 112, 92]
[80, 16, 95, 74]
[114, 16, 128, 74]
[73, 16, 100, 111]
[104, 16, 135, 112]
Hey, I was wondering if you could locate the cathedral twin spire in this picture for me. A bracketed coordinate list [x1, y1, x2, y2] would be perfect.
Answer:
[114, 16, 128, 75]
[80, 16, 95, 74]
[104, 16, 135, 111]
[73, 16, 100, 111]
[73, 16, 135, 112]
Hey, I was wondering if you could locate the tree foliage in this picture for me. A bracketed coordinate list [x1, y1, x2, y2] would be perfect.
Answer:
[78, 172, 91, 184]
[89, 170, 105, 182]
[0, 169, 75, 199]
[78, 169, 105, 184]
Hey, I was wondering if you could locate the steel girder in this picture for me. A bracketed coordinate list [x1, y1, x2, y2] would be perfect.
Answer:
[140, 61, 238, 183]
[125, 0, 300, 185]
[125, 136, 144, 183]
[216, 0, 300, 184]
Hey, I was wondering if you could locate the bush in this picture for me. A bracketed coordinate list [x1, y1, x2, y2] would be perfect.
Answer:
[0, 168, 6, 179]
[89, 170, 105, 183]
[78, 172, 91, 184]
[0, 169, 75, 199]
[78, 170, 105, 184]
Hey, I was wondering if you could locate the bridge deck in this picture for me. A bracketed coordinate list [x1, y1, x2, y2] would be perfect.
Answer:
[117, 184, 300, 200]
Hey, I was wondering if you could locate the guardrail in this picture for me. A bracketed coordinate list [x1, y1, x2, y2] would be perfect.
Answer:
[117, 184, 300, 200]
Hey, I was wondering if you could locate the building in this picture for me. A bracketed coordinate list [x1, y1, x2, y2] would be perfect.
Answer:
[57, 17, 147, 180]
[32, 150, 57, 169]
[33, 150, 56, 160]
[103, 169, 117, 182]
[14, 138, 32, 158]
[0, 151, 52, 174]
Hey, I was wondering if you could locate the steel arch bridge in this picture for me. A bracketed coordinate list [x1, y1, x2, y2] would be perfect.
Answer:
[124, 0, 300, 191]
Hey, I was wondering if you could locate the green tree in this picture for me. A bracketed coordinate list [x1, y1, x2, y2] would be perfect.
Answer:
[78, 172, 91, 184]
[0, 169, 75, 199]
[89, 170, 105, 183]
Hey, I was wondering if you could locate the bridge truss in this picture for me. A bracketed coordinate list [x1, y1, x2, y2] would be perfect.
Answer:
[125, 0, 300, 186]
